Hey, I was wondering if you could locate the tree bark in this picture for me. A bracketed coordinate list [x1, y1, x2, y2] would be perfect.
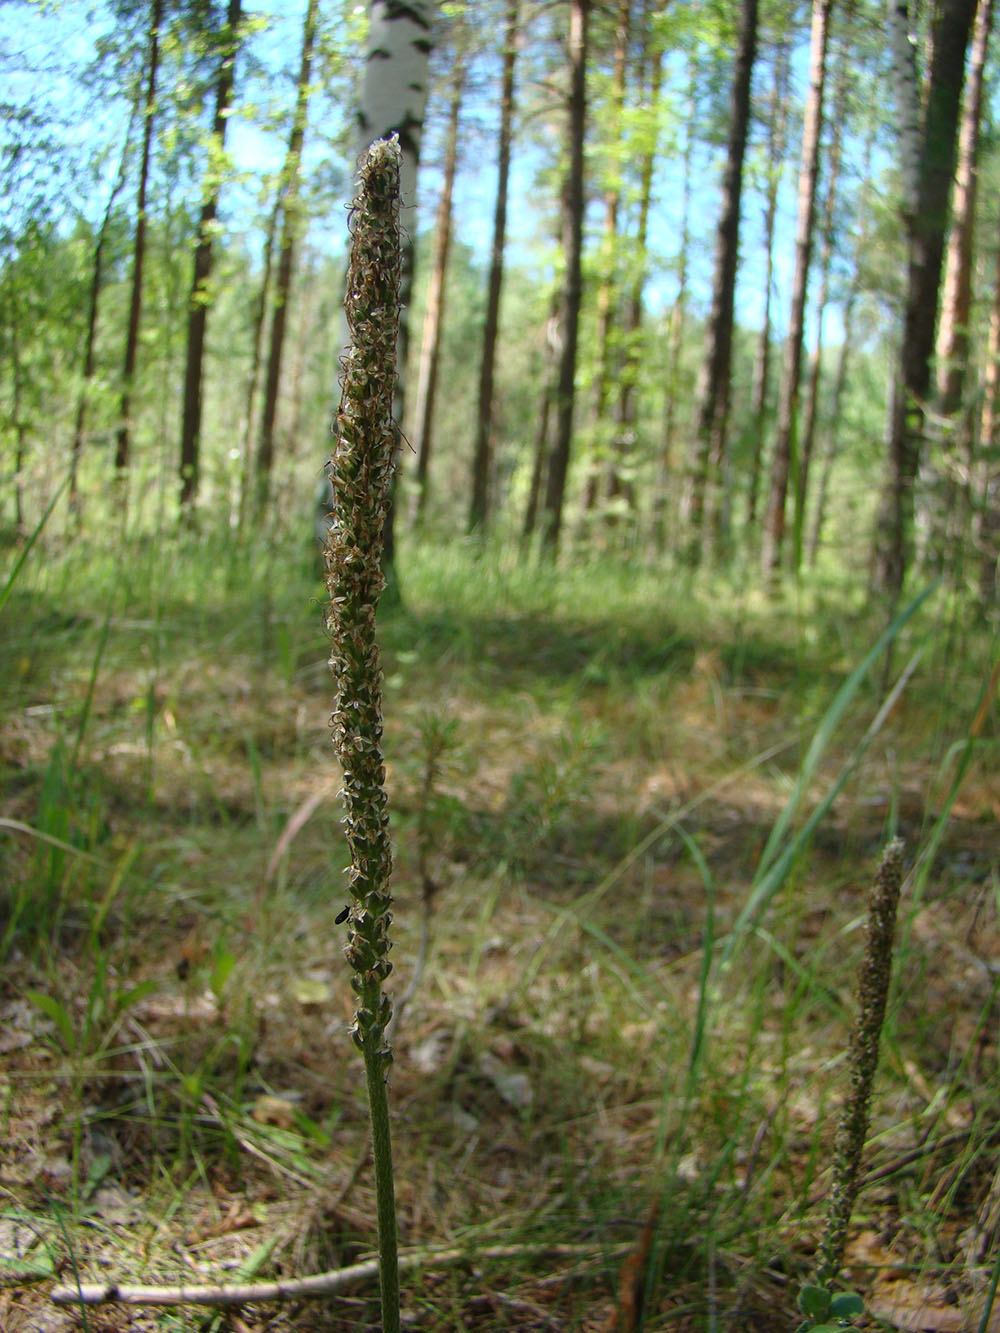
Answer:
[238, 193, 279, 530]
[746, 33, 791, 530]
[255, 0, 319, 516]
[611, 22, 663, 534]
[540, 0, 589, 555]
[469, 0, 519, 535]
[978, 238, 1000, 600]
[581, 0, 630, 516]
[409, 49, 467, 527]
[687, 0, 758, 564]
[760, 0, 833, 579]
[872, 0, 978, 600]
[935, 0, 993, 415]
[807, 124, 875, 566]
[115, 0, 163, 476]
[522, 292, 560, 543]
[795, 50, 849, 564]
[179, 0, 243, 516]
[652, 68, 695, 553]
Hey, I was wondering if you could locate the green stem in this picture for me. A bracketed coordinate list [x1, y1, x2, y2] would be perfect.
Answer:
[363, 1034, 399, 1331]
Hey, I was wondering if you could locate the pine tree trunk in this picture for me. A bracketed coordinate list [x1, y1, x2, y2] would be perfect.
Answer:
[540, 0, 589, 554]
[760, 0, 833, 579]
[255, 0, 319, 516]
[238, 195, 279, 531]
[746, 34, 791, 531]
[976, 235, 1000, 600]
[469, 0, 519, 535]
[612, 25, 663, 537]
[410, 52, 467, 527]
[522, 294, 560, 542]
[795, 51, 849, 563]
[807, 124, 874, 566]
[581, 0, 630, 516]
[179, 0, 242, 517]
[652, 69, 695, 553]
[936, 0, 993, 415]
[687, 0, 758, 565]
[115, 0, 163, 477]
[873, 0, 978, 601]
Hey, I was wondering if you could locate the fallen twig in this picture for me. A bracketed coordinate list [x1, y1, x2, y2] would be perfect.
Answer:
[51, 1241, 625, 1308]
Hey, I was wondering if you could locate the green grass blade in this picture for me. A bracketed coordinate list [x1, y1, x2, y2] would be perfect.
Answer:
[0, 478, 69, 619]
[755, 581, 938, 882]
[723, 586, 938, 964]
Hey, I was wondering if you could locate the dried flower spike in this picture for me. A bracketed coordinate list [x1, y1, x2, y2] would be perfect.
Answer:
[815, 837, 905, 1289]
[322, 134, 403, 1333]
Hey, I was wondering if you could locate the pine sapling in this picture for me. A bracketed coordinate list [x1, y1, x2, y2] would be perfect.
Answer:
[322, 135, 403, 1333]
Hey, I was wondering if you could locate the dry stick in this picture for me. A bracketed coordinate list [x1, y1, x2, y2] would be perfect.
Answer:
[814, 837, 905, 1289]
[51, 1242, 626, 1307]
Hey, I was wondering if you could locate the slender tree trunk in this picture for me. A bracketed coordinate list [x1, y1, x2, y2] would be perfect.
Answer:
[70, 115, 134, 525]
[581, 0, 630, 516]
[238, 195, 279, 530]
[746, 34, 791, 531]
[794, 51, 849, 563]
[873, 0, 977, 600]
[409, 51, 467, 527]
[612, 26, 663, 533]
[115, 0, 163, 476]
[807, 124, 875, 566]
[540, 0, 589, 554]
[179, 0, 242, 516]
[806, 274, 860, 566]
[255, 0, 319, 515]
[978, 238, 1000, 600]
[287, 247, 317, 456]
[686, 0, 758, 565]
[927, 0, 994, 578]
[652, 69, 695, 552]
[469, 0, 519, 534]
[936, 0, 993, 414]
[522, 293, 560, 542]
[760, 0, 834, 579]
[7, 294, 27, 538]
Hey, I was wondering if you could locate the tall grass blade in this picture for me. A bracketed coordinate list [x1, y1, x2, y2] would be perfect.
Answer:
[0, 477, 68, 619]
[723, 584, 937, 964]
[755, 582, 937, 882]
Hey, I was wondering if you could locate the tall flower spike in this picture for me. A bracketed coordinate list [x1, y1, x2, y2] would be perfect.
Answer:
[815, 837, 905, 1289]
[323, 135, 403, 1332]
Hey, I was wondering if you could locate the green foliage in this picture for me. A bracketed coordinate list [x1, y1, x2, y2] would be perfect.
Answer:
[796, 1283, 866, 1330]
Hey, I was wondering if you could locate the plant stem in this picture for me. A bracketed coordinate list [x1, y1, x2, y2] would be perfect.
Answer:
[364, 1028, 400, 1326]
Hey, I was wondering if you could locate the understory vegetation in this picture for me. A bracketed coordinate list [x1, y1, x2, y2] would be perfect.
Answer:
[1, 524, 998, 1331]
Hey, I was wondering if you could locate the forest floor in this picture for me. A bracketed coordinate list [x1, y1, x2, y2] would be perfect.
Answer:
[0, 530, 998, 1332]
